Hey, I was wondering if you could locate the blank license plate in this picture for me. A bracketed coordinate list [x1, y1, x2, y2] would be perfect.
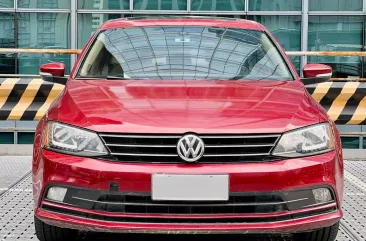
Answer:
[152, 174, 229, 201]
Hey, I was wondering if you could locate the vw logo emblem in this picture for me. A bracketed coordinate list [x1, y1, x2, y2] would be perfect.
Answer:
[177, 134, 205, 162]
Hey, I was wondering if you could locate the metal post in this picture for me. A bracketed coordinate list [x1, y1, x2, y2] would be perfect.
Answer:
[130, 0, 133, 11]
[360, 136, 363, 149]
[70, 0, 77, 68]
[300, 0, 309, 76]
[14, 0, 18, 75]
[14, 131, 17, 145]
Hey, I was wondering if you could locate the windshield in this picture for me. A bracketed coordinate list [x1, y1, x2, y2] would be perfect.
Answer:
[76, 26, 293, 81]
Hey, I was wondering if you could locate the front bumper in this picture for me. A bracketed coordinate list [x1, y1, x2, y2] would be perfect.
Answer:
[33, 149, 343, 234]
[36, 208, 341, 234]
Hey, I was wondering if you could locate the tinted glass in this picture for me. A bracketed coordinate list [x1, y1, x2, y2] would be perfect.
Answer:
[308, 16, 363, 78]
[249, 0, 301, 11]
[134, 0, 187, 10]
[0, 13, 15, 74]
[17, 132, 35, 144]
[78, 0, 129, 9]
[77, 26, 293, 81]
[18, 0, 70, 8]
[309, 0, 362, 11]
[0, 132, 14, 144]
[0, 0, 13, 8]
[17, 13, 71, 75]
[341, 137, 360, 149]
[248, 15, 301, 73]
[191, 0, 244, 11]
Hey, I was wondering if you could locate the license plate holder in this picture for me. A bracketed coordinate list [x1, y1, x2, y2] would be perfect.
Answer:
[152, 174, 229, 201]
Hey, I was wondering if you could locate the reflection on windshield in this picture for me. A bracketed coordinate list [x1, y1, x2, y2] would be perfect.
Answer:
[77, 26, 293, 81]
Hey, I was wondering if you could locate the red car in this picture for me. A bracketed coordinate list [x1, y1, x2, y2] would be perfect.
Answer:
[33, 17, 343, 241]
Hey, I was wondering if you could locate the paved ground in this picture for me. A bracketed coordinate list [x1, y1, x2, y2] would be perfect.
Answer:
[0, 157, 365, 241]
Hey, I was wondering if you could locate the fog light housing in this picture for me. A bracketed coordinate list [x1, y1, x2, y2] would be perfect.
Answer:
[313, 188, 332, 203]
[46, 187, 67, 202]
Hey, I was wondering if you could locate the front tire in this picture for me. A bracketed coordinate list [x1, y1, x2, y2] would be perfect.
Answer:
[293, 222, 340, 241]
[34, 216, 78, 241]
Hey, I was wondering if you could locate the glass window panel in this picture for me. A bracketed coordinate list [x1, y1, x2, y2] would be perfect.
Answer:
[17, 13, 71, 75]
[18, 0, 70, 8]
[363, 137, 366, 149]
[0, 13, 16, 74]
[17, 132, 35, 144]
[248, 15, 301, 73]
[309, 0, 362, 11]
[78, 0, 129, 10]
[341, 137, 360, 149]
[0, 0, 13, 8]
[77, 14, 133, 48]
[191, 0, 245, 11]
[249, 0, 301, 11]
[78, 13, 245, 47]
[308, 16, 363, 78]
[0, 132, 14, 144]
[134, 0, 186, 10]
[77, 26, 293, 81]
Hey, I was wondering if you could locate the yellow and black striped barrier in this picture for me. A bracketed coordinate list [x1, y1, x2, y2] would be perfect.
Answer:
[0, 78, 64, 121]
[306, 82, 366, 125]
[0, 78, 365, 124]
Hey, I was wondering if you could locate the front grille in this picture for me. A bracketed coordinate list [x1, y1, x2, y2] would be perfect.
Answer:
[99, 134, 280, 163]
[92, 193, 287, 214]
[42, 186, 337, 224]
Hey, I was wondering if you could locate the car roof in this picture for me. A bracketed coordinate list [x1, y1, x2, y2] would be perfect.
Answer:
[100, 16, 266, 31]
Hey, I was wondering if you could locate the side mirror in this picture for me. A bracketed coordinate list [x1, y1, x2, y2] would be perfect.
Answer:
[301, 64, 332, 85]
[40, 63, 67, 85]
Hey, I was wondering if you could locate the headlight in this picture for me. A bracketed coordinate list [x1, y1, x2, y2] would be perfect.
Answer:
[44, 122, 108, 156]
[272, 123, 334, 158]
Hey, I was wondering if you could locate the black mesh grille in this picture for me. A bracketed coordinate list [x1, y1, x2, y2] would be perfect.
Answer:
[91, 193, 287, 215]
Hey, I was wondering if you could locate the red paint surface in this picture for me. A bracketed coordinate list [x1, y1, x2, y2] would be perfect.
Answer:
[40, 63, 66, 77]
[46, 80, 321, 134]
[303, 64, 332, 78]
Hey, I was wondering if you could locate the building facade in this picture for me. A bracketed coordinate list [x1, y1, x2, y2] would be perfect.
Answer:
[0, 0, 365, 149]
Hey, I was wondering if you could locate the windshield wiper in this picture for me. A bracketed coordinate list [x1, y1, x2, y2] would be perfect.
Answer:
[106, 76, 128, 80]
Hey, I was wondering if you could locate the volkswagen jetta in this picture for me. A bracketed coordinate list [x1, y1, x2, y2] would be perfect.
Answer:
[33, 16, 343, 241]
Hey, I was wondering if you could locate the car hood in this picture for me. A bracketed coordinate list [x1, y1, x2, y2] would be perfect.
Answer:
[52, 80, 320, 134]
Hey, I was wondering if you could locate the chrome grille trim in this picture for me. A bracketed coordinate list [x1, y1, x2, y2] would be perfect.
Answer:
[111, 153, 178, 157]
[107, 144, 274, 148]
[100, 134, 182, 138]
[203, 153, 270, 157]
[205, 144, 275, 148]
[99, 134, 281, 139]
[106, 144, 176, 148]
[111, 153, 270, 157]
[201, 135, 281, 139]
[99, 133, 281, 163]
